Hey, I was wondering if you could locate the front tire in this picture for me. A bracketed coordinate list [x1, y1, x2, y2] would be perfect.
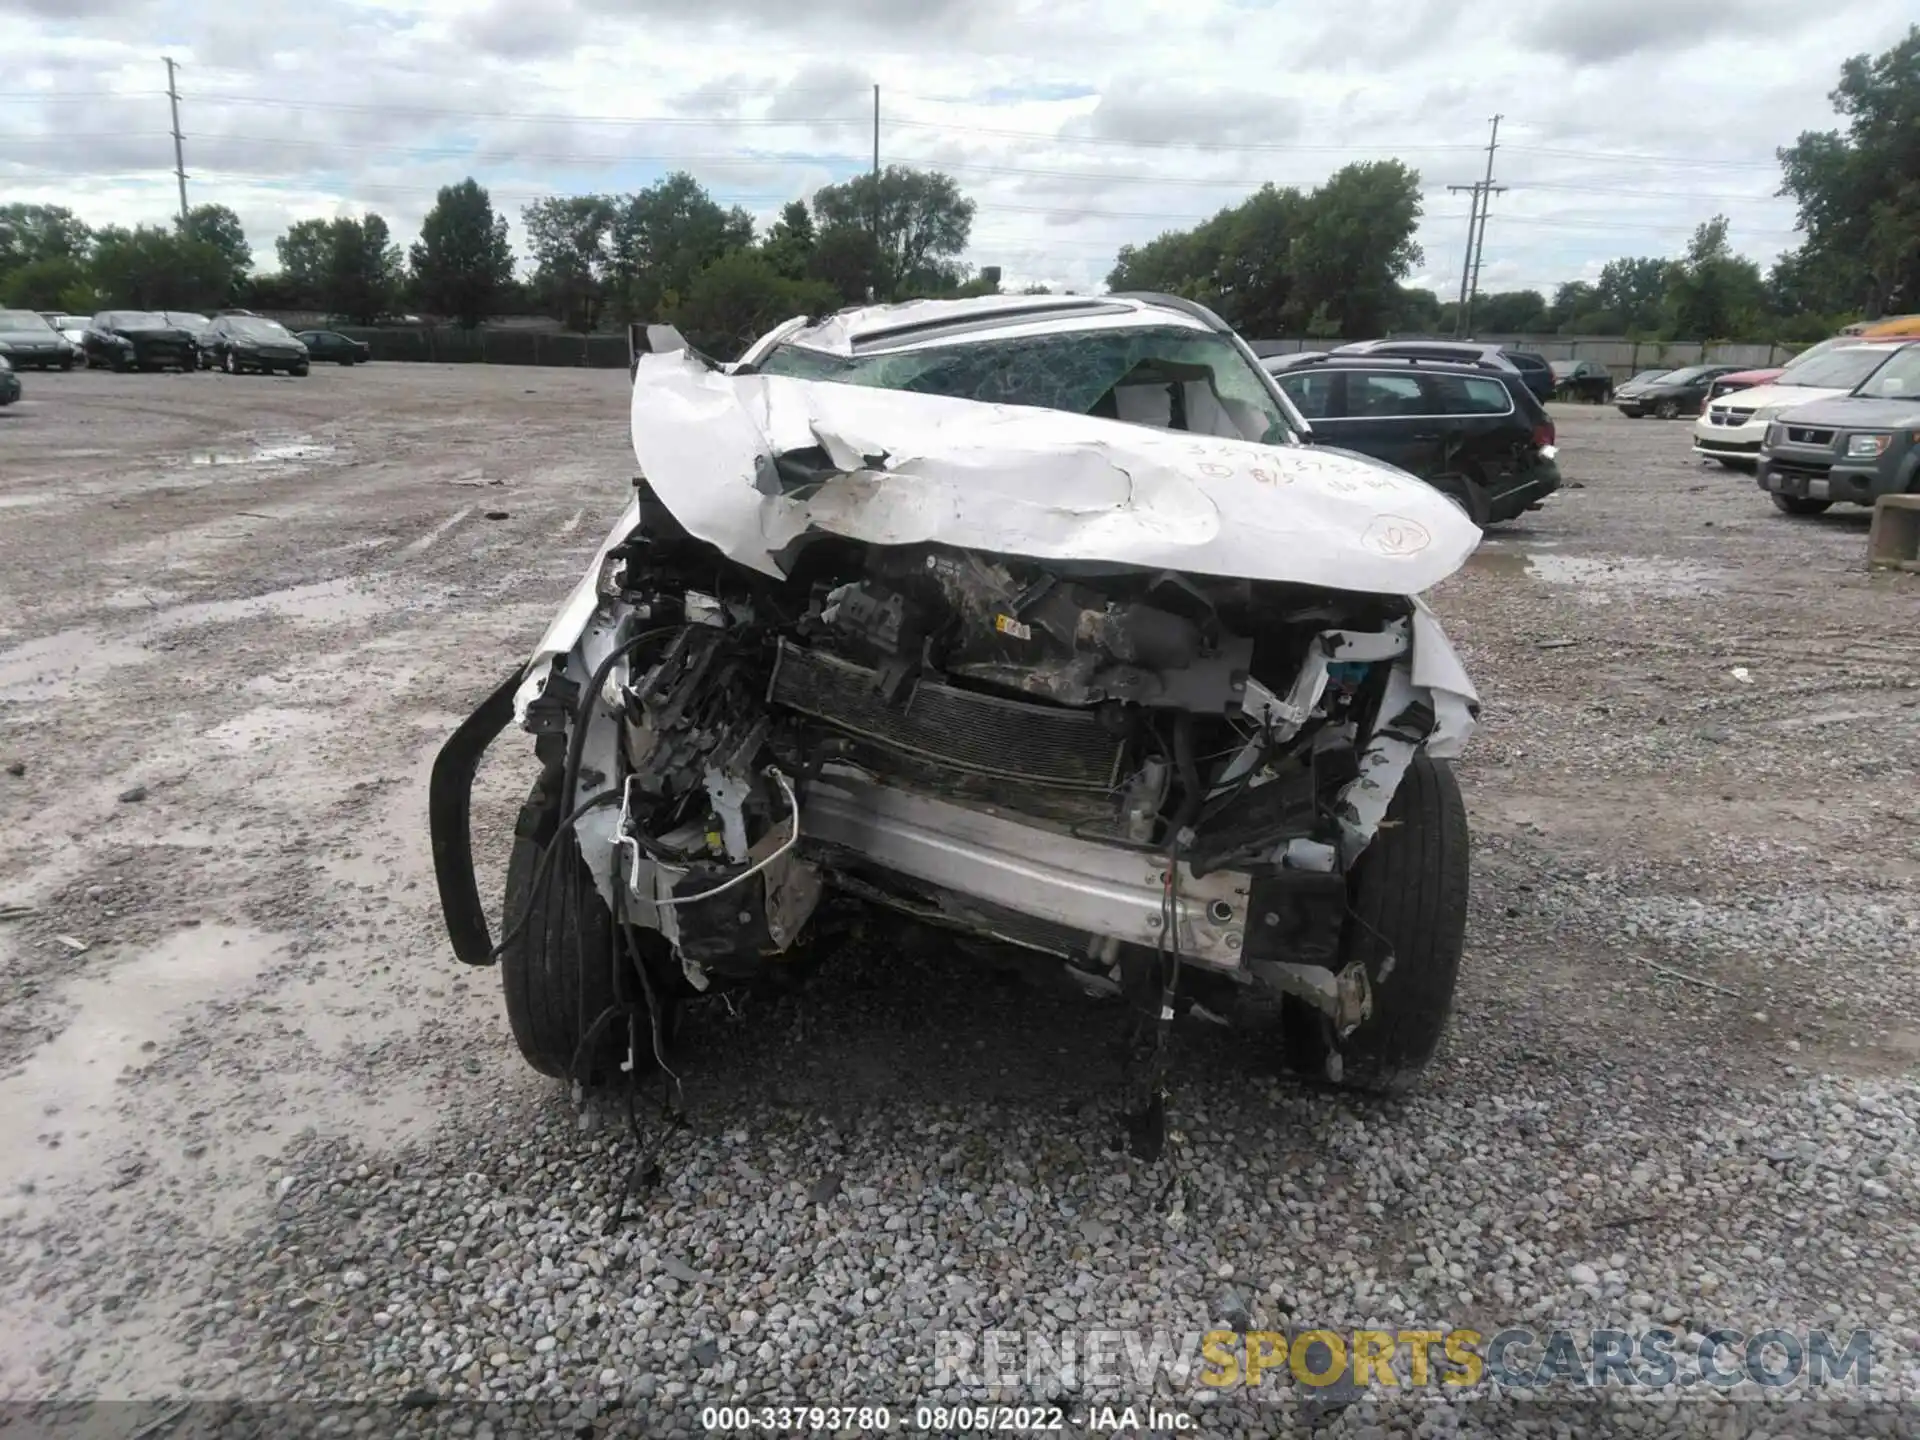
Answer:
[291, 362, 309, 377]
[1772, 494, 1831, 517]
[1655, 399, 1680, 420]
[221, 350, 236, 375]
[1280, 752, 1469, 1094]
[500, 774, 669, 1083]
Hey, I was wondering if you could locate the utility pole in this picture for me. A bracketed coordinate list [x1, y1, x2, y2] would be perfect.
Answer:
[870, 83, 882, 300]
[1446, 182, 1481, 325]
[1446, 115, 1504, 336]
[164, 57, 189, 227]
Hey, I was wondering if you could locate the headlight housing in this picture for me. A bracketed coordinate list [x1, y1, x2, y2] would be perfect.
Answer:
[1753, 405, 1790, 423]
[1845, 433, 1890, 459]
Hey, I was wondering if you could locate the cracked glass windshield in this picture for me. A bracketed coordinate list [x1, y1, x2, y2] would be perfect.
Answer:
[756, 324, 1295, 444]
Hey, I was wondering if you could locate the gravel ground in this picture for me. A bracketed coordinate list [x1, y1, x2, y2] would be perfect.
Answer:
[2, 366, 1919, 1438]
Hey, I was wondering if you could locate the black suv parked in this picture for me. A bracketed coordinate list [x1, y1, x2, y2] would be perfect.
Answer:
[1273, 354, 1561, 525]
[1332, 338, 1556, 403]
[1757, 342, 1920, 516]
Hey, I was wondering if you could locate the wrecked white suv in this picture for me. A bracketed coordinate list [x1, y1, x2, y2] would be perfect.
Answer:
[431, 294, 1480, 1144]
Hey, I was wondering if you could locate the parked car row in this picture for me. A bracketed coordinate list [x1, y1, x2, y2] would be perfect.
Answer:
[5, 308, 375, 379]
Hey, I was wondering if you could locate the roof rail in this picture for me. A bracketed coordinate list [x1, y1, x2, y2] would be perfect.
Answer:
[1109, 291, 1235, 334]
[1285, 352, 1510, 374]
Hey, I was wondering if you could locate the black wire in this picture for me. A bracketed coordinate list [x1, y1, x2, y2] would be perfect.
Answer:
[558, 624, 684, 840]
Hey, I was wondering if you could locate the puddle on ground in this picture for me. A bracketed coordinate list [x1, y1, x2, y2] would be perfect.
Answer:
[1469, 548, 1725, 599]
[0, 925, 278, 1205]
[186, 437, 336, 467]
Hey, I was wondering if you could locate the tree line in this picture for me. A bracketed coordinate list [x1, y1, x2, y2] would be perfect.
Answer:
[0, 165, 985, 356]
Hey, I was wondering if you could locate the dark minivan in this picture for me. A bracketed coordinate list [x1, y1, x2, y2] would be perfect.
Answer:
[1272, 354, 1561, 526]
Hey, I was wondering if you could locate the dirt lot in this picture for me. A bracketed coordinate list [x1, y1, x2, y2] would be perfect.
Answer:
[2, 365, 1918, 1434]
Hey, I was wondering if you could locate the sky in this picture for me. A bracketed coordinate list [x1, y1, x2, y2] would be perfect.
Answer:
[1, 0, 1911, 298]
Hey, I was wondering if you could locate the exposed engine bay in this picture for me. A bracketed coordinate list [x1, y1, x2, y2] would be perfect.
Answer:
[519, 473, 1472, 1029]
[430, 324, 1481, 1155]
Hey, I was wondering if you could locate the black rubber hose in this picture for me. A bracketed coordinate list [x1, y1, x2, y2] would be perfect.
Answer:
[557, 624, 684, 832]
[1167, 713, 1204, 843]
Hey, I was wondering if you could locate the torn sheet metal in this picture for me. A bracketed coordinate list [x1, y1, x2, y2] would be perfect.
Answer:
[626, 350, 1481, 596]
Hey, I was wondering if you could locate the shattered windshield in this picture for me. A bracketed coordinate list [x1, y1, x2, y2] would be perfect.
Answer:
[756, 325, 1296, 445]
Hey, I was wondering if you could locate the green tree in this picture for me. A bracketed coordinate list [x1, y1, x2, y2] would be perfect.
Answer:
[811, 166, 976, 299]
[806, 224, 884, 307]
[1108, 224, 1226, 305]
[1286, 160, 1424, 338]
[274, 219, 335, 307]
[89, 225, 231, 309]
[0, 255, 92, 311]
[1388, 286, 1442, 333]
[1766, 247, 1854, 323]
[611, 172, 755, 320]
[1210, 184, 1306, 336]
[760, 200, 817, 282]
[328, 214, 405, 324]
[0, 203, 91, 279]
[670, 249, 839, 357]
[1594, 257, 1673, 332]
[1664, 216, 1767, 339]
[1778, 24, 1920, 318]
[1546, 281, 1597, 331]
[183, 203, 251, 298]
[1473, 289, 1548, 333]
[522, 194, 617, 331]
[1107, 165, 1419, 338]
[410, 179, 514, 328]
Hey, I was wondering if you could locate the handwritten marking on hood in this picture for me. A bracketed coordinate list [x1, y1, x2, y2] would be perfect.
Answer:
[1363, 516, 1434, 558]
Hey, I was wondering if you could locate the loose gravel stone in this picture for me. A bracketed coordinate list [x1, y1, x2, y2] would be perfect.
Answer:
[4, 387, 1918, 1437]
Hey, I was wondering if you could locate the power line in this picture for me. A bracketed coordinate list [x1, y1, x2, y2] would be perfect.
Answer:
[0, 87, 1798, 174]
[0, 132, 1801, 206]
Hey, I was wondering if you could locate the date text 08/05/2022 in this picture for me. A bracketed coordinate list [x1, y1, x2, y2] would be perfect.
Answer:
[699, 1404, 1194, 1432]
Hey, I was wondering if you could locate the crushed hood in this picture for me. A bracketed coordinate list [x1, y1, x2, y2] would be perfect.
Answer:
[625, 350, 1482, 596]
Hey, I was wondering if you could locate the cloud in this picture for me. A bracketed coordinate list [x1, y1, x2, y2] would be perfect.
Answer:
[1, 0, 1907, 298]
[765, 61, 874, 122]
[1066, 82, 1303, 148]
[1514, 0, 1813, 65]
[455, 0, 583, 59]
